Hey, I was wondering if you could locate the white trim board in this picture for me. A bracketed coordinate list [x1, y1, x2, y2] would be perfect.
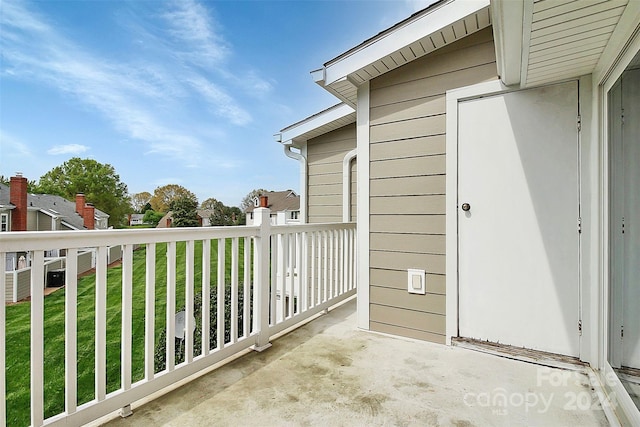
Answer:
[356, 82, 370, 330]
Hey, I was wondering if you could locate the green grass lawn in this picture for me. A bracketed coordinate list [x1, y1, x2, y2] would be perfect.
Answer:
[5, 238, 247, 427]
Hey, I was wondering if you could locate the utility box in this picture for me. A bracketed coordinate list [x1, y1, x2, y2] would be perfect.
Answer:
[47, 270, 65, 287]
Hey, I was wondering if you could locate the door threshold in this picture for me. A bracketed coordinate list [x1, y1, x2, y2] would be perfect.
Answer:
[452, 337, 588, 372]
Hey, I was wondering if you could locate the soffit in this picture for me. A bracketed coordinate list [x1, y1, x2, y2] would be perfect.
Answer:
[522, 0, 630, 87]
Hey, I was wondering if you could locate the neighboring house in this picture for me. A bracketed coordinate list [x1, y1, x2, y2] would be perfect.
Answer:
[156, 209, 218, 228]
[128, 213, 145, 226]
[245, 190, 300, 225]
[1, 173, 109, 271]
[0, 174, 109, 233]
[276, 0, 640, 422]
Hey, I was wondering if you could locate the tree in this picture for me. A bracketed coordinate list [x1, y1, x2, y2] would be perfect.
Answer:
[150, 184, 196, 213]
[240, 188, 268, 212]
[131, 191, 152, 213]
[142, 210, 164, 227]
[209, 204, 245, 226]
[201, 197, 224, 211]
[171, 196, 199, 227]
[34, 157, 131, 228]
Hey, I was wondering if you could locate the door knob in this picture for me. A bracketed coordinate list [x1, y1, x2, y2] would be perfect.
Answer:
[461, 203, 471, 212]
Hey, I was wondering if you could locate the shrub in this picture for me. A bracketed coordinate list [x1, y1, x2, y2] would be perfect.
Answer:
[154, 283, 253, 372]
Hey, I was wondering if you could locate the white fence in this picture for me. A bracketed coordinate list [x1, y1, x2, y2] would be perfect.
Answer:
[0, 208, 356, 426]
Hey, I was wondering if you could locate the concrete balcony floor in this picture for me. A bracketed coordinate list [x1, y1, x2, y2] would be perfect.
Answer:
[101, 300, 608, 427]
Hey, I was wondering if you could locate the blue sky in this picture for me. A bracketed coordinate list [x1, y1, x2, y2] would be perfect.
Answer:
[1, 0, 434, 207]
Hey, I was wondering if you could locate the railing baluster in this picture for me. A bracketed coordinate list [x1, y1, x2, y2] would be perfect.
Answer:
[185, 240, 195, 364]
[217, 239, 225, 350]
[95, 246, 108, 401]
[65, 248, 78, 415]
[295, 233, 303, 314]
[252, 237, 259, 334]
[329, 230, 338, 298]
[276, 234, 289, 323]
[145, 243, 156, 379]
[202, 240, 211, 356]
[122, 244, 133, 391]
[243, 237, 250, 338]
[0, 251, 5, 426]
[166, 242, 176, 371]
[340, 230, 345, 295]
[289, 233, 296, 316]
[347, 230, 352, 292]
[31, 250, 45, 426]
[338, 231, 344, 296]
[353, 229, 358, 289]
[310, 232, 316, 308]
[270, 235, 277, 325]
[323, 231, 328, 303]
[231, 238, 239, 343]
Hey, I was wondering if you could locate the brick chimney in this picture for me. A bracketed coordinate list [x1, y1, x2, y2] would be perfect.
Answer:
[76, 193, 86, 214]
[259, 195, 268, 208]
[9, 173, 28, 231]
[83, 203, 95, 230]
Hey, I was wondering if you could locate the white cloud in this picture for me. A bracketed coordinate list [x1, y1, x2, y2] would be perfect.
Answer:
[0, 129, 32, 157]
[0, 0, 262, 173]
[47, 144, 89, 155]
[0, 1, 204, 164]
[162, 0, 229, 67]
[187, 76, 252, 126]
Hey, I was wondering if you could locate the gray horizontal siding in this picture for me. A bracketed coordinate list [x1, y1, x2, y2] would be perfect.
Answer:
[368, 27, 497, 343]
[307, 123, 356, 224]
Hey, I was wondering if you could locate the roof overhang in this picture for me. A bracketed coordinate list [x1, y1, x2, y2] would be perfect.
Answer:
[312, 0, 491, 106]
[494, 0, 638, 88]
[275, 103, 356, 148]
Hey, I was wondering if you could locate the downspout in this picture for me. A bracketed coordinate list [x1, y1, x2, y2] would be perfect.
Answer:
[342, 149, 357, 223]
[283, 143, 307, 224]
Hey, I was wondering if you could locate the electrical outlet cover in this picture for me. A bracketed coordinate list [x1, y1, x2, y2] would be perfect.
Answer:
[407, 269, 426, 294]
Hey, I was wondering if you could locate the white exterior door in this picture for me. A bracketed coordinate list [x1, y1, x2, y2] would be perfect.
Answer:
[458, 81, 580, 357]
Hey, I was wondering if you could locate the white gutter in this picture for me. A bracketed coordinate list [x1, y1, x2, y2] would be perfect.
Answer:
[342, 149, 357, 223]
[283, 144, 307, 224]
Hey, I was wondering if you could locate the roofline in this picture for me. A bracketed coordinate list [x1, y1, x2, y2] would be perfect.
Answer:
[323, 0, 448, 67]
[314, 0, 490, 87]
[275, 103, 355, 146]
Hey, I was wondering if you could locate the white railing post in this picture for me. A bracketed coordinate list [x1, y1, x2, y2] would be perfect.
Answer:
[253, 208, 272, 351]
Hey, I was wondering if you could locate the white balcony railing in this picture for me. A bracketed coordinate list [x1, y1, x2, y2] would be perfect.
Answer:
[0, 208, 356, 426]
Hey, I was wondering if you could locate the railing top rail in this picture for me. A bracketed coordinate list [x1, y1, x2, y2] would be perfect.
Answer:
[0, 222, 356, 253]
[0, 225, 260, 252]
[271, 222, 356, 234]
